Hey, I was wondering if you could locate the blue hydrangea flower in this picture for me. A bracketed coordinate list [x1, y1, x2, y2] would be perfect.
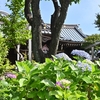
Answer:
[76, 61, 92, 71]
[55, 53, 72, 61]
[71, 49, 91, 60]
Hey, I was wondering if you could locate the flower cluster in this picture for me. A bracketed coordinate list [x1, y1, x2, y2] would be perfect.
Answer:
[71, 49, 91, 60]
[55, 53, 72, 61]
[56, 79, 71, 89]
[5, 73, 17, 78]
[76, 61, 92, 71]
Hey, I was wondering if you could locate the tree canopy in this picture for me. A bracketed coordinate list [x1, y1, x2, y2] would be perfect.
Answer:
[85, 34, 100, 43]
[0, 0, 31, 48]
[95, 6, 100, 30]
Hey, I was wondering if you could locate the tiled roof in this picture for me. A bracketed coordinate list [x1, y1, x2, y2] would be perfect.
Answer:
[42, 24, 86, 42]
[0, 10, 9, 16]
[0, 11, 9, 25]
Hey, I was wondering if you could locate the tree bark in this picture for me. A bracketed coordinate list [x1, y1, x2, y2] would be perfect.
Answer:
[24, 0, 33, 25]
[49, 0, 70, 56]
[24, 0, 44, 62]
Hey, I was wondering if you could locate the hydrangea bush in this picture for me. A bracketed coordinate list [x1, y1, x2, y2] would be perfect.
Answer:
[1, 58, 100, 100]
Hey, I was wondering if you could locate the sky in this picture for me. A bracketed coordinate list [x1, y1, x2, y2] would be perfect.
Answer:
[0, 0, 100, 35]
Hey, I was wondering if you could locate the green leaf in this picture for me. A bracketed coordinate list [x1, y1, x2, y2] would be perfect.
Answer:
[70, 64, 77, 71]
[45, 58, 53, 63]
[30, 68, 40, 76]
[91, 65, 96, 72]
[37, 91, 45, 99]
[41, 79, 55, 87]
[92, 70, 100, 75]
[21, 61, 31, 73]
[27, 91, 36, 98]
[95, 61, 100, 67]
[16, 61, 24, 72]
[22, 98, 26, 100]
[19, 78, 27, 87]
[75, 91, 87, 98]
[56, 71, 65, 80]
[0, 80, 9, 86]
[12, 97, 19, 100]
[68, 95, 77, 100]
[49, 90, 63, 99]
[16, 61, 31, 73]
[82, 76, 92, 84]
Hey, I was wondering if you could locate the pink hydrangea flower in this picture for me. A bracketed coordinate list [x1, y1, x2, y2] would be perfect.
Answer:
[56, 79, 71, 89]
[5, 73, 17, 78]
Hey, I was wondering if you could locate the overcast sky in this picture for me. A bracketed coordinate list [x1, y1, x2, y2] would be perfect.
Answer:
[0, 0, 100, 35]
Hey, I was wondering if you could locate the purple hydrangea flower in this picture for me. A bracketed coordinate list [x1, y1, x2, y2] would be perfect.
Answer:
[71, 49, 91, 60]
[5, 73, 17, 78]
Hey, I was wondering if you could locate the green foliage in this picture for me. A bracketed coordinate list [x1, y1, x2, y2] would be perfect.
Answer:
[0, 0, 31, 48]
[83, 34, 100, 50]
[0, 32, 16, 81]
[70, 0, 80, 4]
[0, 34, 8, 62]
[95, 13, 100, 30]
[1, 58, 100, 99]
[85, 34, 100, 43]
[0, 34, 16, 81]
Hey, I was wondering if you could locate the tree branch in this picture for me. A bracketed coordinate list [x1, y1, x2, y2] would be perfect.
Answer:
[95, 14, 100, 30]
[51, 0, 60, 32]
[49, 0, 70, 55]
[24, 0, 33, 25]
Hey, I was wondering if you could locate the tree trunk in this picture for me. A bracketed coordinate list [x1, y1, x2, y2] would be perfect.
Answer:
[24, 0, 71, 62]
[31, 0, 45, 62]
[49, 0, 70, 56]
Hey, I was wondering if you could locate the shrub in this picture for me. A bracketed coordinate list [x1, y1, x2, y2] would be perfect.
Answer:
[0, 34, 8, 64]
[1, 58, 100, 100]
